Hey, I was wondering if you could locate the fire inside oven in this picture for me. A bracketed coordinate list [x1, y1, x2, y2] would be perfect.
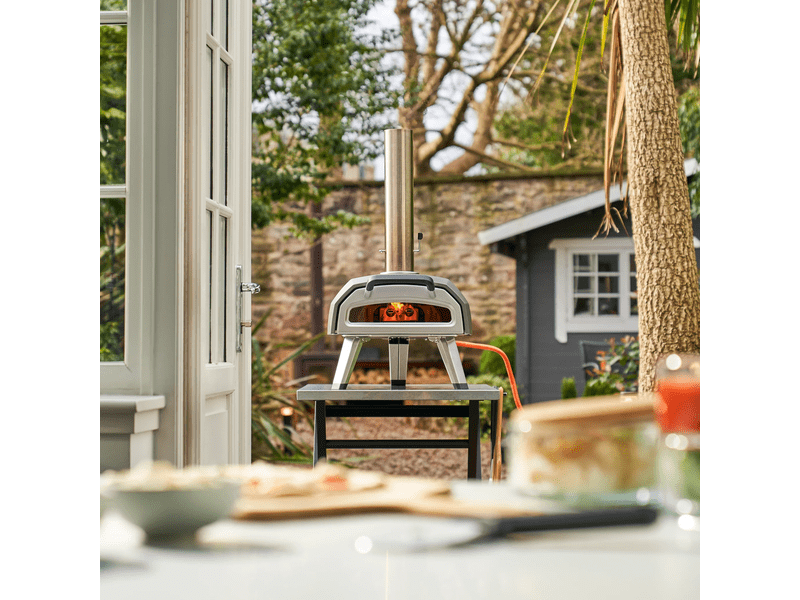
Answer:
[348, 303, 452, 324]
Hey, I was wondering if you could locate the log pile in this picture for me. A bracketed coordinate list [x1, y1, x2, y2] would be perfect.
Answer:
[348, 367, 451, 385]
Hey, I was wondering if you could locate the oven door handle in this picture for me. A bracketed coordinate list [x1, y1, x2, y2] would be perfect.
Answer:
[364, 274, 435, 293]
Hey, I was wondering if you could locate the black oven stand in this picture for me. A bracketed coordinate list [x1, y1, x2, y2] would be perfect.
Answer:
[296, 384, 502, 480]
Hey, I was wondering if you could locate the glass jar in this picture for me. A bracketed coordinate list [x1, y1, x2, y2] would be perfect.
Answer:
[507, 394, 659, 507]
[655, 353, 700, 523]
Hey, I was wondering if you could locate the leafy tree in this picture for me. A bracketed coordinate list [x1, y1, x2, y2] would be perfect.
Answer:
[393, 0, 552, 175]
[492, 2, 698, 173]
[251, 0, 401, 239]
[498, 0, 699, 392]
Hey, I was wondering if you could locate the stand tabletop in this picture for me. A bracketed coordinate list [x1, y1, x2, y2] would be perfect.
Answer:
[296, 383, 501, 402]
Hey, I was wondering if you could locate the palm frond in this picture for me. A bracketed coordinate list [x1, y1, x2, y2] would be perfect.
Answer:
[562, 0, 598, 144]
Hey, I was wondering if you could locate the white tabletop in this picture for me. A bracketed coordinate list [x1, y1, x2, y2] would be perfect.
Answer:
[100, 507, 699, 600]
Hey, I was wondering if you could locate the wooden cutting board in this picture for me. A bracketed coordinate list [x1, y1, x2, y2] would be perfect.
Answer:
[232, 476, 537, 521]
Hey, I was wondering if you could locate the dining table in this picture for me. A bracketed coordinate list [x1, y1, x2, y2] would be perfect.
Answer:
[100, 480, 699, 600]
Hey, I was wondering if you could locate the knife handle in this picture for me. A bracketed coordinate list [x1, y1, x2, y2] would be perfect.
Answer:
[491, 505, 659, 537]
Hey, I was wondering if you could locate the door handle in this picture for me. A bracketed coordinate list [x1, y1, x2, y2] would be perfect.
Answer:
[236, 266, 260, 352]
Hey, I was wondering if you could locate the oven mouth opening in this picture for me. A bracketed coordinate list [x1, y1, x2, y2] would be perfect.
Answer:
[348, 303, 452, 324]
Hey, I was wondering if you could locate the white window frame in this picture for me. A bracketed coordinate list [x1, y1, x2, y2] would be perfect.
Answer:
[100, 0, 187, 468]
[549, 238, 639, 343]
[100, 3, 150, 392]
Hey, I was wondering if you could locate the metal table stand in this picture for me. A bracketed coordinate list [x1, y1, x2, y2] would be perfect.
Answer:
[296, 384, 502, 479]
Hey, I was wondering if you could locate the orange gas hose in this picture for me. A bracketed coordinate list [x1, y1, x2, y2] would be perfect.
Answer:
[455, 341, 522, 410]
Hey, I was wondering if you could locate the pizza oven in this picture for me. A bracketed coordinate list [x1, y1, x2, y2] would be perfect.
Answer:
[327, 129, 473, 390]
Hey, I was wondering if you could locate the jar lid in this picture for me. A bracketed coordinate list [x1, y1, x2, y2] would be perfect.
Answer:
[509, 393, 655, 430]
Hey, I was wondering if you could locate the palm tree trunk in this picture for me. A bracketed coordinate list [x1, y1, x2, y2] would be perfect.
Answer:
[618, 0, 700, 391]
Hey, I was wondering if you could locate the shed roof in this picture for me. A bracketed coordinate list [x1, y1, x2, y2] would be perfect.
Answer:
[477, 158, 698, 246]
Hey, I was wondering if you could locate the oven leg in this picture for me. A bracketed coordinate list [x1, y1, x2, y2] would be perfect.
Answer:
[435, 337, 468, 390]
[468, 400, 481, 479]
[331, 336, 364, 390]
[313, 400, 327, 466]
[388, 337, 409, 389]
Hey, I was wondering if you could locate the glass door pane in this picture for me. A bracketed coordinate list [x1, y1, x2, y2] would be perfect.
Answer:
[100, 197, 126, 361]
[218, 216, 229, 362]
[100, 24, 127, 185]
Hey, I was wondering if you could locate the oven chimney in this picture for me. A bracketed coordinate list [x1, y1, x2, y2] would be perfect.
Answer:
[384, 129, 414, 273]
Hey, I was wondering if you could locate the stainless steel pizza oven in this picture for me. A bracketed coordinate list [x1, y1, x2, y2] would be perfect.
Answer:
[328, 129, 473, 390]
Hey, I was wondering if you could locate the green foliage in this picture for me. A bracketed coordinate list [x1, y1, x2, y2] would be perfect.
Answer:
[100, 322, 123, 362]
[665, 0, 700, 71]
[250, 311, 320, 463]
[494, 0, 699, 173]
[582, 377, 622, 397]
[452, 373, 516, 439]
[99, 197, 126, 361]
[251, 0, 400, 239]
[678, 87, 700, 217]
[582, 336, 640, 395]
[492, 3, 609, 171]
[100, 13, 127, 359]
[682, 450, 701, 501]
[561, 377, 577, 399]
[478, 335, 516, 378]
[100, 21, 126, 185]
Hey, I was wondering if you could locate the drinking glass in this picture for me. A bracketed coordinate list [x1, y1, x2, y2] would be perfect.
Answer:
[655, 353, 700, 526]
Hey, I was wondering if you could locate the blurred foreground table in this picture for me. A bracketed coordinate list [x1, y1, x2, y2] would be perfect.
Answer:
[100, 490, 699, 600]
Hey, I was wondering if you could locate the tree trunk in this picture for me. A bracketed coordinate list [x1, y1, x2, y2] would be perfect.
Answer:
[618, 0, 700, 391]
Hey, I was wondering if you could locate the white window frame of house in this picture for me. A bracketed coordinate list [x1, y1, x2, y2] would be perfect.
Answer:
[549, 238, 639, 343]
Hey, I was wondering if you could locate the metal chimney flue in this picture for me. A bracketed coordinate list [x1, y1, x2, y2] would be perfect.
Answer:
[384, 129, 414, 273]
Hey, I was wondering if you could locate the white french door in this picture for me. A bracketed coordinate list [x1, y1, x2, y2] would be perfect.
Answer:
[186, 0, 252, 466]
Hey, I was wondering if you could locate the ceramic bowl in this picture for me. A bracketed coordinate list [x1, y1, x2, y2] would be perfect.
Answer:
[111, 482, 241, 540]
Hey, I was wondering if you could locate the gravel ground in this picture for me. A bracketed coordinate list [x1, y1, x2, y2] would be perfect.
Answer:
[292, 412, 507, 481]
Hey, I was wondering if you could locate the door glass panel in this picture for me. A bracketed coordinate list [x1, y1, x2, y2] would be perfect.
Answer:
[208, 210, 214, 363]
[209, 0, 215, 36]
[100, 24, 127, 185]
[100, 0, 127, 10]
[221, 0, 229, 49]
[100, 197, 126, 361]
[219, 216, 228, 362]
[221, 60, 229, 205]
[206, 46, 214, 199]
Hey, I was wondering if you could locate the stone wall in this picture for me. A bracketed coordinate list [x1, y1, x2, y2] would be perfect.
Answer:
[251, 171, 603, 363]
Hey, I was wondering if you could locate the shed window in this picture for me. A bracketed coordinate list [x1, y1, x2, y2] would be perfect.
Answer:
[549, 239, 638, 343]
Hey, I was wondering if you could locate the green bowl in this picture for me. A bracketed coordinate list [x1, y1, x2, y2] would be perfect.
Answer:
[111, 482, 241, 540]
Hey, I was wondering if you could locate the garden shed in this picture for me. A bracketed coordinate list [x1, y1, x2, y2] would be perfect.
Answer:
[477, 159, 699, 403]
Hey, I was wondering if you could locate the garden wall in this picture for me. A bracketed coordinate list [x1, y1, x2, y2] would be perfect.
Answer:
[251, 170, 603, 366]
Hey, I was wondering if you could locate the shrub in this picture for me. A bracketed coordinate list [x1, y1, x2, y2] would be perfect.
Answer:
[456, 373, 517, 439]
[584, 336, 640, 394]
[250, 311, 321, 464]
[478, 335, 516, 377]
[561, 377, 577, 399]
[582, 377, 622, 397]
